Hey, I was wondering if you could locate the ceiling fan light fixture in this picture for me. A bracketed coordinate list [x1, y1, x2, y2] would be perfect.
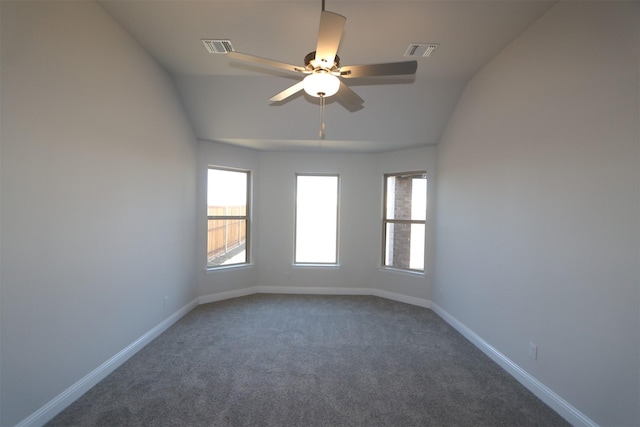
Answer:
[303, 72, 340, 98]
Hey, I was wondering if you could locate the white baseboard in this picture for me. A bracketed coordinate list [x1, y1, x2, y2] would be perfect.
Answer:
[21, 287, 427, 427]
[257, 285, 369, 296]
[17, 297, 199, 427]
[198, 287, 258, 304]
[430, 302, 598, 427]
[20, 288, 591, 427]
[370, 288, 431, 308]
[199, 286, 432, 309]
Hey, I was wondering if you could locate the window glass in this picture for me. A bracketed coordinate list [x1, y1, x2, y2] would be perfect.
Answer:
[295, 174, 339, 264]
[383, 172, 426, 272]
[207, 168, 250, 268]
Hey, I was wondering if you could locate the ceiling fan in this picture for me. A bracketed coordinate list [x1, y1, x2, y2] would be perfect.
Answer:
[227, 0, 418, 137]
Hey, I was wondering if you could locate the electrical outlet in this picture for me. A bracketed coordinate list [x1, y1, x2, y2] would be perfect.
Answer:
[529, 342, 537, 360]
[163, 296, 168, 309]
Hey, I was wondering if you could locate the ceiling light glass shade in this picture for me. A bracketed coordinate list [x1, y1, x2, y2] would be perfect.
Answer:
[303, 72, 340, 98]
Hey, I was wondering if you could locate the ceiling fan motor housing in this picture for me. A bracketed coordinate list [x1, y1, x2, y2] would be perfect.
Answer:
[305, 51, 340, 71]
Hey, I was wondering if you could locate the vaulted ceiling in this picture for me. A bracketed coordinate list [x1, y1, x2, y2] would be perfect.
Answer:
[98, 0, 555, 152]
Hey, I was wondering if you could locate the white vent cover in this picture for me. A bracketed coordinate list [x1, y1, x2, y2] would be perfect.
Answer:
[404, 43, 439, 57]
[202, 39, 234, 54]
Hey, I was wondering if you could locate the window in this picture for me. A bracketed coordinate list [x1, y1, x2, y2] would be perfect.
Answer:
[207, 167, 250, 268]
[295, 174, 339, 264]
[383, 171, 426, 272]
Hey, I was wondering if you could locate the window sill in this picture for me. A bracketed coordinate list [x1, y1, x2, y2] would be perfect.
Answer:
[379, 266, 425, 277]
[292, 263, 341, 269]
[206, 263, 254, 273]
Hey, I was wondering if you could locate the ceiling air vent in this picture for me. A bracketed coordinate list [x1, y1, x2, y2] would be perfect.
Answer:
[404, 43, 439, 58]
[202, 39, 234, 54]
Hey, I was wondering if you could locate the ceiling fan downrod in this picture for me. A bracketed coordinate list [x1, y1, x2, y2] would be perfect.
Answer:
[319, 95, 327, 139]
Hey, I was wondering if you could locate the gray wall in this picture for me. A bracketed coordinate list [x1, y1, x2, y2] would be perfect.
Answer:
[370, 147, 436, 301]
[435, 2, 639, 426]
[257, 151, 378, 289]
[197, 145, 434, 300]
[196, 141, 261, 296]
[0, 2, 198, 425]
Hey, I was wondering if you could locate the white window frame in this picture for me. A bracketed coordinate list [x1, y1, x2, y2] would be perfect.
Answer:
[207, 166, 251, 269]
[382, 171, 427, 273]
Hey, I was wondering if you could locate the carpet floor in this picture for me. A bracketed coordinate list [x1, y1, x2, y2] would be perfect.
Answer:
[48, 294, 569, 426]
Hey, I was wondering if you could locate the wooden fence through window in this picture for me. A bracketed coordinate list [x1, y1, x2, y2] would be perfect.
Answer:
[208, 206, 246, 261]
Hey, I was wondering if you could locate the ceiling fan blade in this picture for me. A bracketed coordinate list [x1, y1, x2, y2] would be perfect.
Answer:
[315, 11, 346, 67]
[335, 81, 364, 110]
[340, 61, 418, 78]
[228, 51, 306, 75]
[269, 80, 306, 102]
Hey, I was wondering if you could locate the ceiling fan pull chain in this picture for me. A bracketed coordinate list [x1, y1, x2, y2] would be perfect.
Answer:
[319, 95, 326, 139]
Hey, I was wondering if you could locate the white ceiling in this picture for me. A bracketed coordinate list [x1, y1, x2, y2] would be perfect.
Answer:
[98, 0, 556, 152]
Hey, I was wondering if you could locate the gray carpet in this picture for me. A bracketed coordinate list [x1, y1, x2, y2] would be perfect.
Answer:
[48, 294, 569, 426]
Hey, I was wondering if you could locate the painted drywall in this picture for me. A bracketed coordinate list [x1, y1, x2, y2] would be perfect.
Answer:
[256, 150, 380, 289]
[196, 141, 261, 296]
[0, 2, 198, 425]
[369, 146, 435, 300]
[174, 74, 464, 152]
[435, 2, 639, 425]
[197, 143, 434, 301]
